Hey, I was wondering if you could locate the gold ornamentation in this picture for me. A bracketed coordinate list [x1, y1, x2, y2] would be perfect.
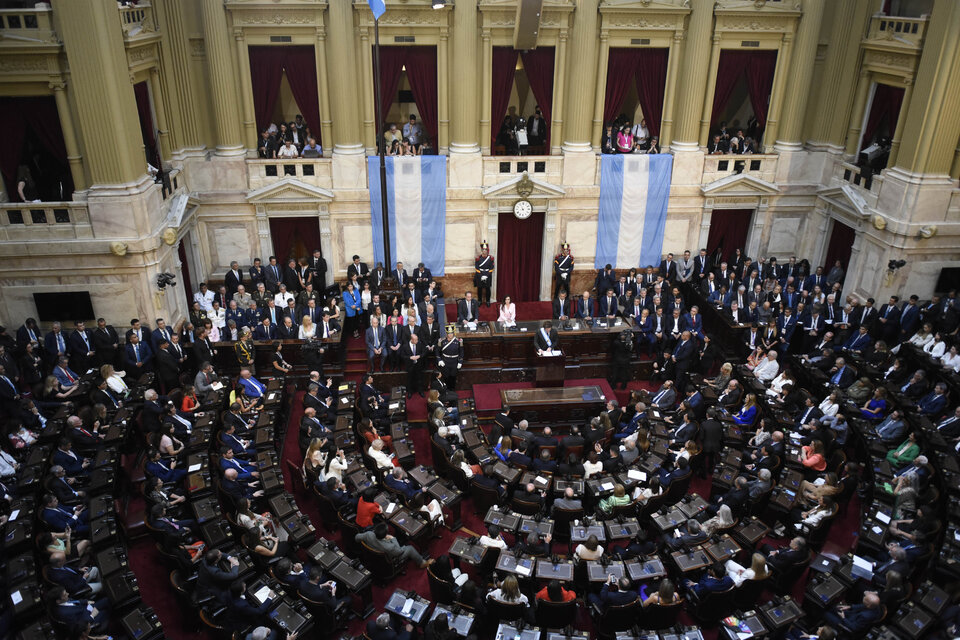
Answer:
[516, 172, 534, 199]
[110, 242, 128, 257]
[162, 228, 178, 246]
[872, 215, 887, 230]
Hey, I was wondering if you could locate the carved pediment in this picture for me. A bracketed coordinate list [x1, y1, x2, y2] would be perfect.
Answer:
[482, 171, 566, 199]
[701, 173, 779, 196]
[817, 185, 872, 219]
[246, 177, 335, 204]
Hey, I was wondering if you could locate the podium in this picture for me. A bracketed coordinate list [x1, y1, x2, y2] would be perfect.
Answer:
[535, 352, 565, 387]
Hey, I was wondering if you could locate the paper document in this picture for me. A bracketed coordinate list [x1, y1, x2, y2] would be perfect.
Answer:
[210, 381, 223, 391]
[627, 470, 646, 481]
[516, 563, 532, 576]
[401, 598, 414, 616]
[11, 591, 22, 605]
[188, 463, 202, 472]
[254, 586, 271, 603]
[601, 482, 615, 491]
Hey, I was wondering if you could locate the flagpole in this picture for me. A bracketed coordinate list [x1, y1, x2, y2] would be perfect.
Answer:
[372, 16, 393, 277]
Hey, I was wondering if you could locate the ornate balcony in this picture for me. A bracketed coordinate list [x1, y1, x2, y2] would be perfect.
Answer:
[0, 202, 93, 242]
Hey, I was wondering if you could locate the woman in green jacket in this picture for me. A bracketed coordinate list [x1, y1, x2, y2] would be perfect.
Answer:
[886, 431, 920, 468]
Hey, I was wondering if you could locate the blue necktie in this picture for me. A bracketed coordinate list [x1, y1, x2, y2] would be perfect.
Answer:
[57, 334, 64, 353]
[135, 345, 141, 363]
[831, 367, 843, 385]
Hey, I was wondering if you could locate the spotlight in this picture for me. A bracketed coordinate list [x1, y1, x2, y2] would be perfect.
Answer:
[432, 0, 446, 8]
[887, 260, 906, 271]
[156, 272, 177, 290]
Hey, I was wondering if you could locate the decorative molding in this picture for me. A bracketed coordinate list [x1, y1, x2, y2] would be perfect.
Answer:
[0, 56, 50, 73]
[246, 177, 335, 204]
[232, 11, 317, 26]
[701, 173, 779, 196]
[377, 10, 444, 26]
[714, 13, 796, 33]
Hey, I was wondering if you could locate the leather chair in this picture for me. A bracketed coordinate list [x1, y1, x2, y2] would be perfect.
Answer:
[358, 539, 403, 584]
[427, 564, 457, 604]
[509, 496, 542, 516]
[337, 508, 363, 556]
[733, 577, 767, 610]
[664, 472, 693, 505]
[470, 478, 501, 515]
[641, 599, 684, 630]
[551, 506, 585, 542]
[535, 598, 578, 628]
[768, 550, 813, 594]
[690, 584, 737, 624]
[486, 598, 527, 625]
[805, 503, 839, 548]
[311, 485, 340, 532]
[595, 599, 642, 639]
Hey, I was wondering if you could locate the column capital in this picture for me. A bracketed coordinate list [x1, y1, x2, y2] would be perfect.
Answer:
[481, 28, 491, 39]
[233, 28, 244, 40]
[48, 80, 66, 91]
[673, 31, 685, 43]
[599, 29, 609, 41]
[712, 33, 722, 44]
[317, 26, 326, 41]
[558, 28, 568, 42]
[440, 26, 449, 39]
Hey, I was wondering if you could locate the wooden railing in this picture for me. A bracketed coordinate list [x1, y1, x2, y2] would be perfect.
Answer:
[867, 13, 928, 49]
[0, 202, 93, 241]
[702, 153, 779, 184]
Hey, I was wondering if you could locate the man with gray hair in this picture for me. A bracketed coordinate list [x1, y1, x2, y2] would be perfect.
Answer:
[47, 551, 102, 595]
[366, 611, 413, 640]
[511, 419, 534, 447]
[246, 626, 299, 640]
[553, 486, 582, 512]
[747, 468, 772, 499]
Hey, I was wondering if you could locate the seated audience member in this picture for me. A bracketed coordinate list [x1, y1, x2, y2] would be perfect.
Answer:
[683, 562, 734, 599]
[367, 612, 414, 640]
[823, 593, 883, 634]
[356, 522, 433, 569]
[724, 553, 770, 587]
[588, 575, 638, 610]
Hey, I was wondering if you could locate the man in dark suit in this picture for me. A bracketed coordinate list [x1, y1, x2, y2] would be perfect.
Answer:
[827, 357, 855, 389]
[411, 262, 432, 295]
[47, 551, 100, 596]
[823, 593, 882, 635]
[875, 295, 901, 342]
[367, 613, 414, 640]
[671, 330, 695, 393]
[298, 565, 348, 612]
[90, 318, 121, 368]
[44, 321, 69, 367]
[400, 334, 425, 397]
[588, 576, 638, 610]
[197, 549, 239, 604]
[598, 289, 619, 320]
[553, 290, 571, 320]
[224, 261, 243, 297]
[393, 261, 409, 287]
[123, 333, 152, 373]
[154, 340, 180, 392]
[41, 494, 89, 534]
[46, 465, 85, 505]
[277, 317, 298, 339]
[46, 586, 110, 633]
[347, 255, 369, 283]
[490, 406, 514, 444]
[308, 249, 327, 290]
[263, 256, 283, 293]
[763, 536, 808, 572]
[659, 253, 678, 282]
[534, 320, 560, 353]
[594, 265, 616, 295]
[576, 291, 595, 321]
[67, 321, 95, 374]
[457, 292, 480, 324]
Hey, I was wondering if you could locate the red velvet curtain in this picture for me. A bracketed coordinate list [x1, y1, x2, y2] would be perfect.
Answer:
[520, 48, 554, 150]
[405, 46, 438, 149]
[24, 97, 68, 170]
[634, 48, 669, 137]
[604, 48, 640, 125]
[860, 84, 904, 151]
[705, 209, 754, 263]
[282, 46, 322, 137]
[378, 47, 406, 126]
[712, 50, 778, 131]
[491, 47, 520, 150]
[248, 46, 286, 132]
[744, 50, 778, 128]
[497, 211, 545, 302]
[377, 46, 438, 148]
[823, 219, 856, 272]
[133, 81, 159, 167]
[711, 51, 746, 126]
[270, 217, 322, 263]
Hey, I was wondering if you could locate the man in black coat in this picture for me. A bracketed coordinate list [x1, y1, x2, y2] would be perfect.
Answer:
[197, 549, 239, 604]
[763, 536, 809, 572]
[490, 406, 514, 445]
[534, 320, 560, 353]
[457, 292, 480, 324]
[155, 341, 181, 393]
[400, 334, 425, 397]
[700, 408, 724, 469]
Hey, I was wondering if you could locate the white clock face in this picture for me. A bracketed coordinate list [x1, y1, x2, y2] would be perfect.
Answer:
[514, 199, 533, 220]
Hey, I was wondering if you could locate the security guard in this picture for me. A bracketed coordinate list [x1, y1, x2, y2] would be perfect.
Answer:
[554, 242, 574, 297]
[437, 324, 463, 389]
[474, 242, 495, 306]
[234, 326, 256, 375]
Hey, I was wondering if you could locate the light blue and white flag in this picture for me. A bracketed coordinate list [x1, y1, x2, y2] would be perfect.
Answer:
[369, 155, 447, 275]
[367, 0, 386, 20]
[594, 153, 673, 269]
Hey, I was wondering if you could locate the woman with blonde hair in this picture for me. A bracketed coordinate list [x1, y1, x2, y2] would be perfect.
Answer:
[599, 483, 631, 514]
[487, 575, 528, 604]
[642, 578, 681, 606]
[733, 393, 758, 425]
[100, 364, 129, 397]
[302, 437, 327, 485]
[298, 315, 316, 340]
[678, 439, 701, 463]
[725, 552, 770, 587]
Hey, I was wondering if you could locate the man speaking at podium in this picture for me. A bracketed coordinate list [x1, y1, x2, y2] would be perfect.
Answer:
[535, 320, 561, 356]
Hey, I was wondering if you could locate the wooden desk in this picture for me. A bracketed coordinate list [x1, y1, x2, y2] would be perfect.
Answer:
[498, 385, 606, 425]
[209, 334, 343, 375]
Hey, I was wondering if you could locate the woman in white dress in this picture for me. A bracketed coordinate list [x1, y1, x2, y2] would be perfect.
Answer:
[724, 552, 770, 587]
[299, 316, 316, 340]
[942, 345, 960, 373]
[818, 390, 841, 418]
[923, 332, 946, 359]
[100, 364, 129, 396]
[497, 295, 517, 327]
[367, 438, 394, 469]
[321, 449, 348, 482]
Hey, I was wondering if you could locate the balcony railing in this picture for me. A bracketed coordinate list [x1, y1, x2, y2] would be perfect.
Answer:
[0, 5, 57, 43]
[866, 13, 928, 49]
[482, 155, 564, 188]
[702, 153, 778, 185]
[119, 1, 155, 38]
[248, 158, 334, 191]
[0, 202, 92, 241]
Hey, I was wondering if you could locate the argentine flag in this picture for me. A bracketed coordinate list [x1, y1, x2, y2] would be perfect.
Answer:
[369, 155, 447, 275]
[367, 0, 386, 20]
[594, 153, 673, 269]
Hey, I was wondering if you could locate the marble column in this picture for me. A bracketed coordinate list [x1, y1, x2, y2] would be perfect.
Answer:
[775, 0, 825, 150]
[201, 0, 243, 156]
[561, 0, 599, 153]
[844, 70, 872, 156]
[886, 79, 913, 168]
[52, 0, 145, 186]
[550, 28, 568, 156]
[326, 0, 363, 155]
[234, 29, 258, 153]
[697, 34, 723, 147]
[894, 0, 960, 175]
[590, 30, 610, 151]
[50, 81, 85, 192]
[438, 26, 450, 153]
[149, 68, 172, 162]
[659, 32, 684, 149]
[151, 0, 202, 151]
[360, 28, 376, 153]
[315, 28, 334, 157]
[810, 0, 872, 149]
[479, 28, 493, 155]
[672, 0, 714, 151]
[450, 0, 480, 154]
[762, 33, 794, 153]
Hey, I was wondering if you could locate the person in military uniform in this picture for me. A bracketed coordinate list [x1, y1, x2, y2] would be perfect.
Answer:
[437, 325, 464, 390]
[234, 326, 256, 375]
[474, 242, 494, 307]
[554, 242, 574, 297]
